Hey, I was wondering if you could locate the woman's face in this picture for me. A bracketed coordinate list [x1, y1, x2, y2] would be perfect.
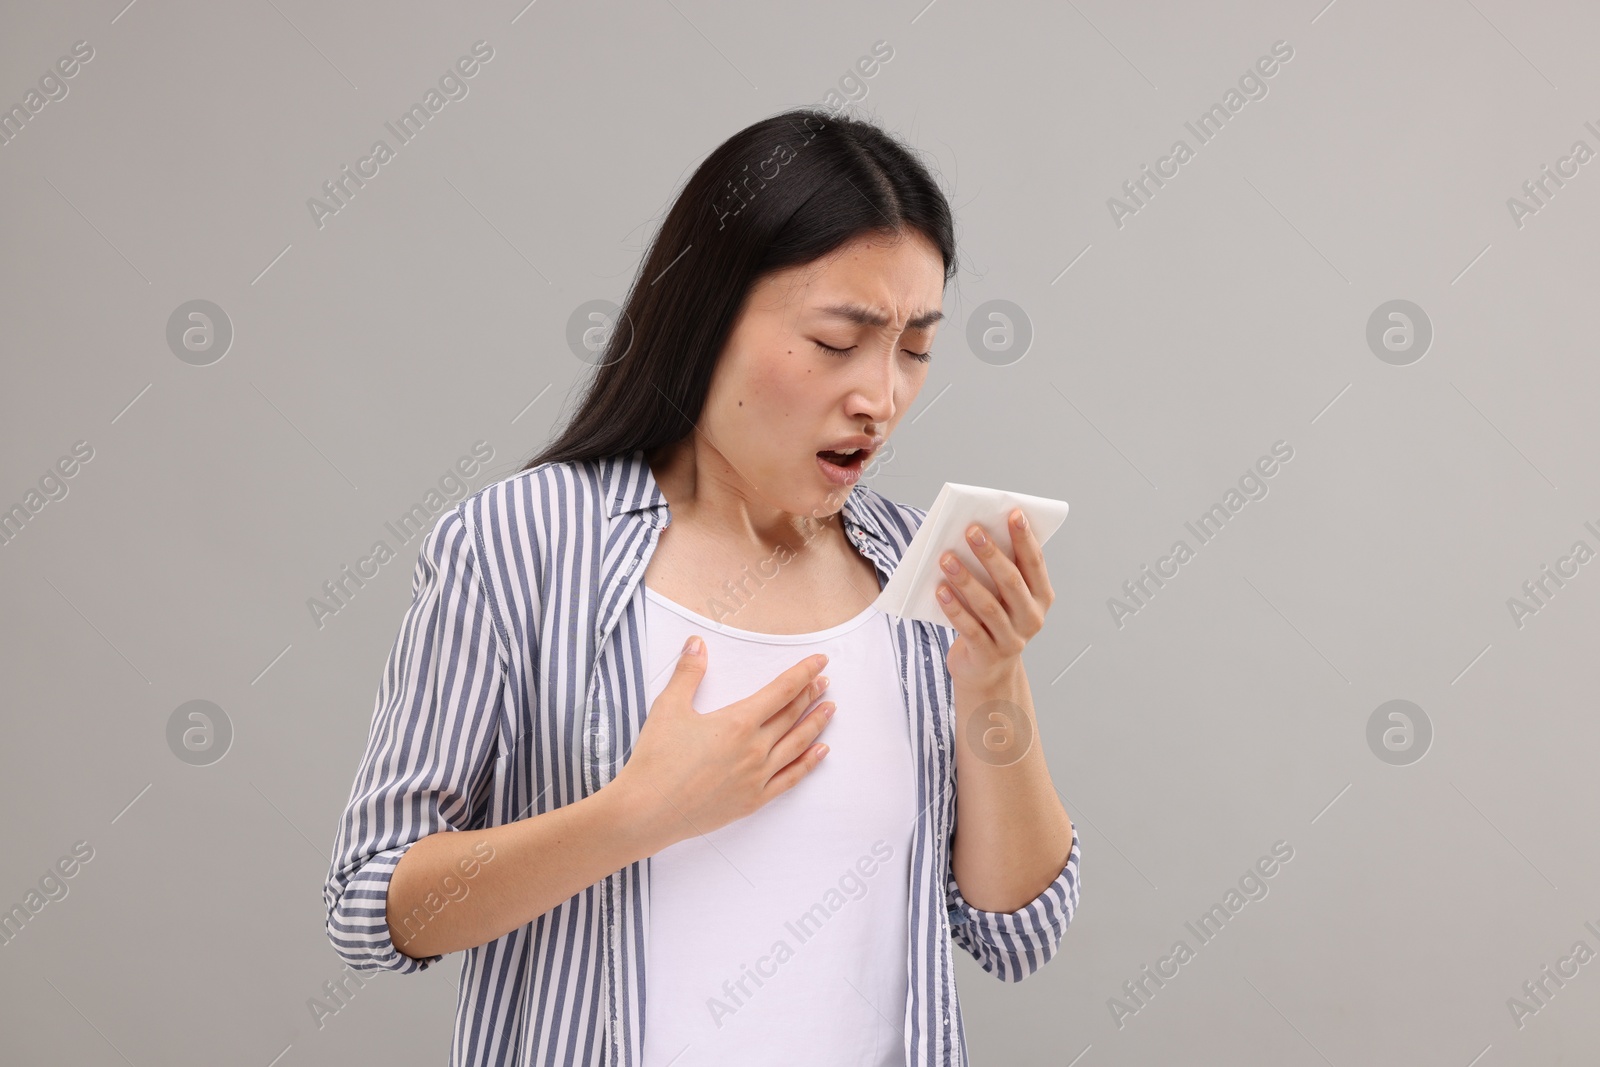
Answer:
[697, 228, 946, 520]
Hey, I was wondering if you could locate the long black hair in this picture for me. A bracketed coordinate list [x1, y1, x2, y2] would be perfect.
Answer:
[520, 107, 957, 472]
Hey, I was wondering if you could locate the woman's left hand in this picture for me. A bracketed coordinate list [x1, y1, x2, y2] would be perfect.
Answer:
[936, 509, 1055, 691]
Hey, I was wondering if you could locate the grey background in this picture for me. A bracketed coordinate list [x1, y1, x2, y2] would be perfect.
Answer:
[2, 0, 1596, 1064]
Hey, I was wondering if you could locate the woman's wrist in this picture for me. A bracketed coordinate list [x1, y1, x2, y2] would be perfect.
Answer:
[600, 767, 683, 860]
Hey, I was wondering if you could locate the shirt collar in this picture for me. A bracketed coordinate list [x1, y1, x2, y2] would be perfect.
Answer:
[602, 447, 889, 548]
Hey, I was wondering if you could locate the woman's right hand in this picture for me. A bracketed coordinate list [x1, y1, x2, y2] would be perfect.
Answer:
[612, 636, 835, 851]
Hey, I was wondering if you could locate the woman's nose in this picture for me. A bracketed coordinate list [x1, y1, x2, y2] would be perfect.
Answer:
[848, 352, 897, 422]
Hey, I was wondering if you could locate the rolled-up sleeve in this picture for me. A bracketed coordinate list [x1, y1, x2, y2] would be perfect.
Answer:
[323, 504, 508, 973]
[946, 828, 1081, 982]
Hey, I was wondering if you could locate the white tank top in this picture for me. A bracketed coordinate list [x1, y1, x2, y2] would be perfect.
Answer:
[638, 584, 917, 1067]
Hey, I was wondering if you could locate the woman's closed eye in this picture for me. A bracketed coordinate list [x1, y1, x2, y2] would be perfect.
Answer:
[813, 340, 932, 363]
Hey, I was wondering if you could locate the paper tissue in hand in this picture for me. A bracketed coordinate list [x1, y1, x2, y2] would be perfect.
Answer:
[872, 482, 1070, 626]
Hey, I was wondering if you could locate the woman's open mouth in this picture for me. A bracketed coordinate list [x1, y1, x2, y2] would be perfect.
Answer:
[816, 447, 871, 485]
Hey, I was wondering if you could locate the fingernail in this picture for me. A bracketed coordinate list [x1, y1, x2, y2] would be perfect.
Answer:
[941, 554, 959, 574]
[1013, 510, 1027, 529]
[683, 635, 702, 655]
[968, 526, 987, 546]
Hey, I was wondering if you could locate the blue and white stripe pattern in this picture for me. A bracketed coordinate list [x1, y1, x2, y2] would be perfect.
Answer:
[324, 447, 1081, 1066]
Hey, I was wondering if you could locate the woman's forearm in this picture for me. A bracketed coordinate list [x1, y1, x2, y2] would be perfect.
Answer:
[949, 661, 1075, 913]
[385, 776, 671, 962]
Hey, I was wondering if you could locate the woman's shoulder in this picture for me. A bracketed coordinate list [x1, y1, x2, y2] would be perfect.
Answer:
[843, 481, 930, 554]
[444, 455, 612, 552]
[406, 457, 612, 631]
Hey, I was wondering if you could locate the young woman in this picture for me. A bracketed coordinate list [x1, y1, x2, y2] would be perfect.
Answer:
[325, 107, 1080, 1067]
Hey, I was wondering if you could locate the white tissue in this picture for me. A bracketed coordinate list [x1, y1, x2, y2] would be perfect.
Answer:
[873, 482, 1070, 626]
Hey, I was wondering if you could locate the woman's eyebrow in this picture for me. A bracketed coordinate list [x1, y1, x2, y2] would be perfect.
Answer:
[813, 303, 944, 329]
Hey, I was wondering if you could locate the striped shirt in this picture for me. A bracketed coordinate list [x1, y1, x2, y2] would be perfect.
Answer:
[324, 447, 1082, 1067]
